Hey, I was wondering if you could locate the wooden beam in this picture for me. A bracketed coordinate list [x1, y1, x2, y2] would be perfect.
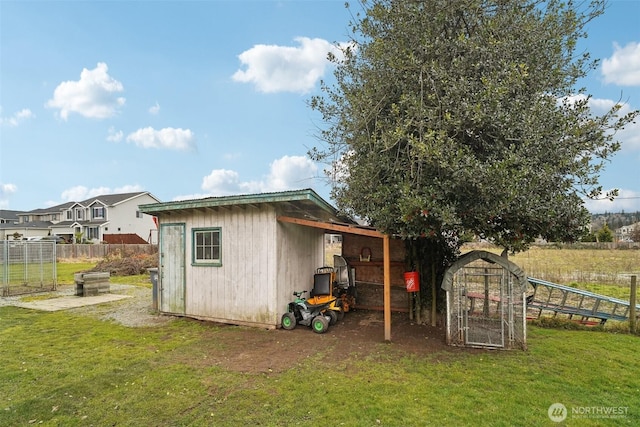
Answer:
[278, 214, 394, 342]
[383, 234, 391, 341]
[277, 216, 384, 238]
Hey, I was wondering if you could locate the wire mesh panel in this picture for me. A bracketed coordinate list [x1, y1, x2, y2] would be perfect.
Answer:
[444, 251, 527, 350]
[1, 241, 57, 296]
[461, 266, 506, 347]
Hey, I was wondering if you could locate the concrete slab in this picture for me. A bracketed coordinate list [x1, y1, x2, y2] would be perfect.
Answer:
[12, 294, 132, 312]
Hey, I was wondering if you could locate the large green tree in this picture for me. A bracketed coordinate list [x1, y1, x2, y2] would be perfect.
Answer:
[310, 0, 638, 318]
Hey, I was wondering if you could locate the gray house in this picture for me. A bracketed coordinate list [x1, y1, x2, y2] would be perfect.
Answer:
[139, 189, 351, 329]
[0, 192, 160, 243]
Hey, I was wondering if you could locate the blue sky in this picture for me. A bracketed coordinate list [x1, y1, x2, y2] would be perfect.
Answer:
[1, 0, 638, 214]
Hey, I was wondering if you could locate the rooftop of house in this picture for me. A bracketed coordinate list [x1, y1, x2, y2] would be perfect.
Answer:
[21, 192, 158, 215]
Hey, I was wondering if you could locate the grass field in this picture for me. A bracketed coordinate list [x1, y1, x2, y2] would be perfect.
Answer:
[470, 245, 640, 300]
[501, 246, 639, 285]
[1, 305, 638, 426]
[1, 247, 639, 425]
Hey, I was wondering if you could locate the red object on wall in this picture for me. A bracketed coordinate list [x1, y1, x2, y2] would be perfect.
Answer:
[404, 271, 420, 292]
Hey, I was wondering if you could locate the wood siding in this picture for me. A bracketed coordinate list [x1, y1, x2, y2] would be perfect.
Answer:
[276, 221, 325, 318]
[159, 205, 325, 328]
[342, 234, 409, 311]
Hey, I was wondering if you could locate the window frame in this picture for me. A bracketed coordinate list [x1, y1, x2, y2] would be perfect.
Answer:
[192, 227, 222, 267]
[92, 206, 105, 219]
[87, 226, 100, 240]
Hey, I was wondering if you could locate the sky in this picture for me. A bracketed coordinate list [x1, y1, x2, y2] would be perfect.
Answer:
[1, 0, 639, 215]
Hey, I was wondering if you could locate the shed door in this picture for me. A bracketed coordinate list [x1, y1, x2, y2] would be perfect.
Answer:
[159, 223, 185, 314]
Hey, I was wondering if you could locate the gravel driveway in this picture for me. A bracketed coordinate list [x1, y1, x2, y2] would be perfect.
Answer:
[1, 284, 173, 328]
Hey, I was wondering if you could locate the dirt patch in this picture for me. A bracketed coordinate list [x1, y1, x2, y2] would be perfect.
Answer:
[166, 310, 468, 374]
[5, 284, 475, 374]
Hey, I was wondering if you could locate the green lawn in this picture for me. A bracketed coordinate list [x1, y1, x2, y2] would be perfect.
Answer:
[2, 252, 639, 425]
[55, 262, 150, 287]
[56, 262, 96, 284]
[1, 302, 638, 426]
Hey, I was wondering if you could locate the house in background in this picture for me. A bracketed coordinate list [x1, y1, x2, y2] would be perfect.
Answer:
[139, 189, 353, 329]
[0, 210, 22, 225]
[0, 210, 23, 239]
[615, 222, 640, 242]
[0, 192, 160, 243]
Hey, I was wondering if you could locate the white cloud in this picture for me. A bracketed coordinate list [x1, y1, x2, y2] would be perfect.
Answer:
[0, 108, 34, 127]
[562, 94, 619, 113]
[602, 42, 640, 86]
[61, 186, 110, 202]
[149, 102, 160, 115]
[325, 150, 353, 183]
[201, 169, 255, 196]
[262, 155, 318, 192]
[562, 94, 640, 151]
[60, 184, 144, 203]
[617, 115, 640, 151]
[232, 37, 346, 94]
[126, 127, 195, 150]
[171, 193, 212, 201]
[200, 155, 318, 196]
[0, 183, 17, 195]
[584, 188, 640, 214]
[590, 99, 640, 151]
[223, 152, 242, 160]
[46, 62, 126, 120]
[106, 126, 124, 142]
[0, 183, 17, 208]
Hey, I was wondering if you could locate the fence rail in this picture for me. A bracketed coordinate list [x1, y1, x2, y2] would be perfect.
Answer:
[56, 244, 158, 260]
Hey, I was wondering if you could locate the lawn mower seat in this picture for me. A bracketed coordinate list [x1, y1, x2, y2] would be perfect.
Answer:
[310, 272, 332, 297]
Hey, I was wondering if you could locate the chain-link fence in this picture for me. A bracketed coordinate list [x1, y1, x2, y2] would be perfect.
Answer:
[1, 241, 57, 296]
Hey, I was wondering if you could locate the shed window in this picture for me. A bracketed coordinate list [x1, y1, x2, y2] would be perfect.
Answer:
[193, 228, 222, 266]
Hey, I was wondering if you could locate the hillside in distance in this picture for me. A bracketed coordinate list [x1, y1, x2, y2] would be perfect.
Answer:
[590, 211, 640, 230]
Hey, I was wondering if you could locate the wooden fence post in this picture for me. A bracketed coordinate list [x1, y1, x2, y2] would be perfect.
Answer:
[630, 275, 637, 334]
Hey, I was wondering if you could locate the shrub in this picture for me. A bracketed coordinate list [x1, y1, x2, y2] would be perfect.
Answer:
[87, 250, 158, 276]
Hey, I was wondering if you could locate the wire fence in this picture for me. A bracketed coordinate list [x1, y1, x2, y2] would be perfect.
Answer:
[1, 241, 57, 296]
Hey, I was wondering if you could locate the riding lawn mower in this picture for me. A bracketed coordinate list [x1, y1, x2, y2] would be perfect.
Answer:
[280, 255, 357, 334]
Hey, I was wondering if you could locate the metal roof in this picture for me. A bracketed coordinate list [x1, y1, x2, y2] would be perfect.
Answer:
[139, 188, 352, 224]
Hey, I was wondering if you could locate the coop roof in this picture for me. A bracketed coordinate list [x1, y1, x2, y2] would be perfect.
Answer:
[441, 250, 529, 293]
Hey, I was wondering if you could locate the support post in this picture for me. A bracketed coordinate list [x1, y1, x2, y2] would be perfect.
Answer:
[431, 262, 436, 326]
[383, 234, 391, 341]
[483, 268, 490, 317]
[630, 275, 637, 334]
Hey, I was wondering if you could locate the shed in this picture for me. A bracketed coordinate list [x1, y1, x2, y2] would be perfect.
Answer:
[138, 189, 353, 329]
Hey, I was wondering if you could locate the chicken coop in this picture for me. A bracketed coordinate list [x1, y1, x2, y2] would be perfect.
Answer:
[441, 250, 528, 350]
